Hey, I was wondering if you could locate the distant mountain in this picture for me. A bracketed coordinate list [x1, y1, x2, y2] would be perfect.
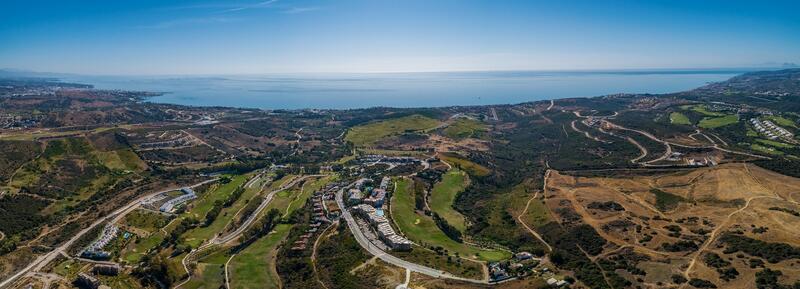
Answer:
[0, 68, 75, 79]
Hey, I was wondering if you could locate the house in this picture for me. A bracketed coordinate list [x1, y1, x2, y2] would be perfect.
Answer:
[347, 189, 364, 205]
[92, 264, 121, 276]
[515, 251, 533, 261]
[75, 273, 100, 289]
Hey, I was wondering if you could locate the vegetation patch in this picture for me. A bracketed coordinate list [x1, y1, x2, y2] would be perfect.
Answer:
[649, 188, 686, 211]
[391, 178, 508, 262]
[0, 140, 41, 183]
[428, 169, 469, 232]
[124, 209, 170, 233]
[442, 118, 487, 139]
[751, 143, 784, 155]
[720, 234, 800, 263]
[345, 114, 440, 146]
[688, 105, 725, 117]
[756, 139, 795, 149]
[669, 112, 692, 125]
[698, 115, 739, 129]
[438, 153, 490, 177]
[768, 206, 800, 217]
[229, 224, 290, 289]
[766, 115, 798, 129]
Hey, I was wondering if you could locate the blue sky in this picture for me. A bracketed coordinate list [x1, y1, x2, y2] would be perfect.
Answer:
[1, 0, 798, 75]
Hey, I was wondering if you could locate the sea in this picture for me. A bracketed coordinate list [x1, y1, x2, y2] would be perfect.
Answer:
[61, 69, 757, 110]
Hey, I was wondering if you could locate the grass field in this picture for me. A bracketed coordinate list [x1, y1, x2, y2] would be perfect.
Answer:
[751, 143, 784, 156]
[688, 105, 725, 117]
[229, 224, 291, 289]
[94, 149, 146, 172]
[669, 112, 692, 125]
[521, 196, 552, 228]
[650, 188, 686, 211]
[122, 233, 164, 264]
[438, 153, 490, 177]
[766, 115, 798, 129]
[345, 114, 440, 146]
[428, 169, 469, 232]
[180, 174, 253, 248]
[442, 118, 486, 139]
[181, 263, 226, 289]
[698, 115, 738, 129]
[123, 209, 169, 233]
[357, 149, 428, 157]
[756, 139, 795, 149]
[391, 178, 509, 262]
[283, 175, 335, 218]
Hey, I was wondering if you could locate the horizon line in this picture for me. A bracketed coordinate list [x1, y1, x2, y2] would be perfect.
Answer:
[1, 65, 795, 78]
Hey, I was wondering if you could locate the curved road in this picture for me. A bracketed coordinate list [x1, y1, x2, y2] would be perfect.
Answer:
[335, 183, 487, 285]
[0, 179, 218, 289]
[212, 174, 325, 245]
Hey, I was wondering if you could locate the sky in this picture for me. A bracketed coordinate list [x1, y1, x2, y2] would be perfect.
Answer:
[1, 0, 799, 75]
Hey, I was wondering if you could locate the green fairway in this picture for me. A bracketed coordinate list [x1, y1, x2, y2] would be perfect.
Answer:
[751, 143, 784, 155]
[698, 115, 738, 129]
[669, 112, 692, 125]
[229, 224, 291, 289]
[428, 169, 469, 231]
[123, 209, 169, 233]
[442, 118, 487, 139]
[391, 178, 509, 262]
[756, 139, 795, 149]
[438, 153, 490, 177]
[766, 115, 798, 129]
[345, 114, 440, 146]
[180, 174, 254, 248]
[122, 233, 164, 264]
[182, 263, 226, 289]
[284, 175, 335, 217]
[688, 105, 725, 117]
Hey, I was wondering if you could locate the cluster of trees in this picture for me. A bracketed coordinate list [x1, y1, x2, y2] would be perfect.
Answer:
[314, 222, 379, 289]
[660, 240, 699, 252]
[688, 278, 717, 288]
[769, 206, 800, 217]
[234, 196, 264, 227]
[587, 201, 625, 212]
[204, 200, 224, 227]
[0, 194, 49, 239]
[166, 217, 199, 246]
[205, 184, 247, 227]
[540, 222, 615, 289]
[755, 268, 800, 289]
[431, 212, 462, 243]
[756, 158, 800, 179]
[721, 234, 800, 263]
[239, 209, 281, 248]
[703, 253, 739, 281]
[223, 186, 245, 207]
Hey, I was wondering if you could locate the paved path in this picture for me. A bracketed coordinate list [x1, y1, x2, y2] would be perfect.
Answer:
[0, 179, 217, 289]
[335, 182, 487, 284]
[213, 174, 325, 245]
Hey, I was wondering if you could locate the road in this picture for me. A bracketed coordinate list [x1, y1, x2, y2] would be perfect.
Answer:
[335, 183, 487, 284]
[516, 192, 552, 252]
[0, 178, 218, 289]
[213, 174, 324, 245]
[176, 174, 328, 289]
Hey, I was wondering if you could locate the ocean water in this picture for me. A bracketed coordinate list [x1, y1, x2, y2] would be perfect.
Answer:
[62, 69, 751, 110]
